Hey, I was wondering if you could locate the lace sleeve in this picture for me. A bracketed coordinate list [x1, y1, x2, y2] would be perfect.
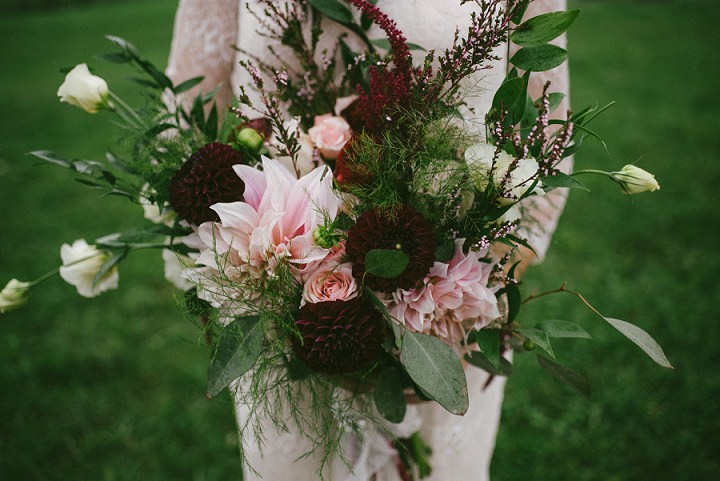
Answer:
[511, 0, 573, 264]
[166, 0, 239, 110]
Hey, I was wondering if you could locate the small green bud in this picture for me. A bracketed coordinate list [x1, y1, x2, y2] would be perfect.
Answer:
[523, 339, 536, 351]
[313, 224, 338, 249]
[236, 128, 264, 151]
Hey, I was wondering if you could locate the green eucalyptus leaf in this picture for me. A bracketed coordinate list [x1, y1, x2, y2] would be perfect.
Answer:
[536, 320, 592, 339]
[308, 0, 354, 25]
[207, 315, 264, 397]
[511, 44, 568, 72]
[537, 355, 590, 398]
[518, 327, 555, 359]
[365, 249, 409, 278]
[475, 329, 501, 370]
[542, 172, 591, 191]
[510, 10, 580, 47]
[401, 332, 468, 415]
[374, 365, 407, 423]
[604, 317, 673, 368]
[464, 351, 513, 377]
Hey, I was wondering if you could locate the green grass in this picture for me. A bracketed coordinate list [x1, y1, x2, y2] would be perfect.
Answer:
[1, 0, 718, 480]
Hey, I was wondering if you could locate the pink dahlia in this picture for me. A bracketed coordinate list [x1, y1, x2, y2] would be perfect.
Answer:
[389, 240, 501, 344]
[192, 157, 343, 279]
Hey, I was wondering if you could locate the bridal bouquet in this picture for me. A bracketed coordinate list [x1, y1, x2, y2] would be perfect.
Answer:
[3, 0, 670, 477]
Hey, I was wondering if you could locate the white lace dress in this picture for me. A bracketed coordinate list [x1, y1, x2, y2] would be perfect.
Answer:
[167, 1, 571, 479]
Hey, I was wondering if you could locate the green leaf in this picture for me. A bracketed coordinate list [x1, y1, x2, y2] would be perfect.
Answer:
[173, 76, 204, 94]
[603, 317, 673, 368]
[464, 351, 513, 377]
[374, 365, 407, 423]
[401, 332, 468, 415]
[207, 315, 264, 397]
[510, 10, 580, 47]
[204, 103, 219, 141]
[537, 355, 591, 398]
[365, 249, 409, 278]
[105, 35, 140, 58]
[308, 0, 353, 25]
[370, 38, 427, 51]
[510, 0, 531, 24]
[364, 286, 403, 349]
[505, 283, 521, 322]
[542, 172, 591, 191]
[93, 248, 127, 287]
[547, 92, 566, 112]
[28, 150, 72, 169]
[536, 320, 592, 340]
[511, 44, 568, 72]
[491, 76, 527, 125]
[98, 52, 131, 64]
[518, 327, 555, 359]
[475, 329, 501, 370]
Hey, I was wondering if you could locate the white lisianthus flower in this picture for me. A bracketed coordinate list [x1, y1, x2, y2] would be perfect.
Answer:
[57, 64, 111, 114]
[140, 184, 176, 227]
[162, 249, 194, 291]
[611, 164, 660, 194]
[59, 239, 119, 298]
[0, 279, 31, 314]
[465, 142, 544, 204]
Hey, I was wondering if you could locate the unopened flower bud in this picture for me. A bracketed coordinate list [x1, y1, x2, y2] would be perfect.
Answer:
[612, 165, 660, 194]
[0, 279, 31, 314]
[57, 64, 111, 114]
[236, 128, 264, 151]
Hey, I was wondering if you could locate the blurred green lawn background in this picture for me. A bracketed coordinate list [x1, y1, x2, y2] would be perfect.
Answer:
[1, 0, 718, 479]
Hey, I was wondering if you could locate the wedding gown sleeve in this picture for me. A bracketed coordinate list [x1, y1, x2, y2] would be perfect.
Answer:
[166, 0, 239, 110]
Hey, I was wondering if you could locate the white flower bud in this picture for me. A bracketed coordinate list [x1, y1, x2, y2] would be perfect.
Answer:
[57, 64, 110, 114]
[59, 239, 119, 298]
[612, 165, 660, 194]
[0, 279, 31, 314]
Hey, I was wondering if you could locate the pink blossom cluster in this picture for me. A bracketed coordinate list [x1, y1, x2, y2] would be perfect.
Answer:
[388, 240, 501, 344]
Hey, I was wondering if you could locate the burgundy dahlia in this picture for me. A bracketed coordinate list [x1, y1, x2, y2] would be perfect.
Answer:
[169, 142, 246, 225]
[346, 206, 437, 292]
[293, 299, 386, 375]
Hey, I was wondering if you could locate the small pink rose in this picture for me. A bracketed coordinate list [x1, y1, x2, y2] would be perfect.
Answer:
[308, 115, 352, 160]
[302, 262, 358, 305]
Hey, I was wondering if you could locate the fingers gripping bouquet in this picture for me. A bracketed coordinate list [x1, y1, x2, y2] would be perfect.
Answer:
[7, 0, 670, 477]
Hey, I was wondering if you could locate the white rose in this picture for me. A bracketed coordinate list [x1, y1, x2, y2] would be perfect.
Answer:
[465, 142, 544, 204]
[162, 249, 194, 291]
[57, 64, 110, 114]
[308, 115, 352, 160]
[59, 239, 119, 298]
[611, 164, 660, 194]
[0, 279, 31, 314]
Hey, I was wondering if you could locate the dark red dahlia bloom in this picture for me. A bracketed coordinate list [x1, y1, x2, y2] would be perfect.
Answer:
[346, 206, 436, 292]
[293, 299, 386, 375]
[169, 142, 246, 225]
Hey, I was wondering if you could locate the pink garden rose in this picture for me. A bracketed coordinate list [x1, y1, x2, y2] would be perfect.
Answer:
[302, 262, 358, 305]
[308, 114, 352, 160]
